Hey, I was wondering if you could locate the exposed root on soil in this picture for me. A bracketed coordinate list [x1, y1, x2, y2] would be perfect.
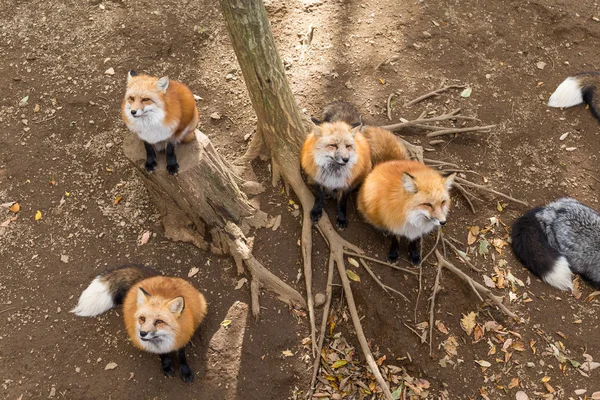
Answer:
[344, 250, 419, 276]
[428, 257, 444, 355]
[380, 108, 481, 132]
[403, 84, 466, 108]
[359, 258, 409, 302]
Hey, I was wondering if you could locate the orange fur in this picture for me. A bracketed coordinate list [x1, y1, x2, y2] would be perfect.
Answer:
[121, 74, 199, 142]
[123, 276, 207, 351]
[361, 126, 409, 164]
[358, 160, 454, 233]
[300, 121, 372, 190]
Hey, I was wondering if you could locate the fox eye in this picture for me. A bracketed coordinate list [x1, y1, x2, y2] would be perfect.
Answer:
[346, 145, 352, 149]
[141, 97, 151, 102]
[442, 200, 447, 206]
[422, 203, 433, 208]
[139, 316, 146, 323]
[328, 144, 338, 149]
[128, 96, 135, 102]
[154, 319, 164, 325]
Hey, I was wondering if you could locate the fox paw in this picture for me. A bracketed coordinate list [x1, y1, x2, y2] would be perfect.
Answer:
[336, 218, 347, 230]
[166, 163, 179, 175]
[144, 161, 158, 172]
[408, 252, 421, 266]
[181, 366, 194, 384]
[310, 208, 322, 224]
[387, 251, 399, 264]
[162, 364, 175, 377]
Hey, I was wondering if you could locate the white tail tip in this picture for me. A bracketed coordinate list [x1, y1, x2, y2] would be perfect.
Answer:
[548, 77, 583, 108]
[543, 256, 574, 292]
[70, 276, 114, 317]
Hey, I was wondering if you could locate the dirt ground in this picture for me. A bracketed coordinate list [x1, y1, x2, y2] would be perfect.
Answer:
[1, 0, 600, 399]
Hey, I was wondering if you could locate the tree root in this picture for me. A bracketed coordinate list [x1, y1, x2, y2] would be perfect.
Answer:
[359, 258, 409, 301]
[403, 85, 466, 108]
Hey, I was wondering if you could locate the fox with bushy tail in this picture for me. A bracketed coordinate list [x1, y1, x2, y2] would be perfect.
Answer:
[548, 72, 600, 122]
[71, 264, 207, 383]
[510, 198, 600, 292]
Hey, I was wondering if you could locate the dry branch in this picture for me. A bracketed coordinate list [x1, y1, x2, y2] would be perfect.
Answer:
[403, 85, 466, 107]
[426, 124, 496, 138]
[344, 251, 418, 276]
[428, 261, 443, 355]
[434, 250, 518, 319]
[455, 176, 529, 206]
[359, 258, 409, 301]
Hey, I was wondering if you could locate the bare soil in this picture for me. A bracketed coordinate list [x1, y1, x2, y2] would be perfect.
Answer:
[1, 0, 599, 399]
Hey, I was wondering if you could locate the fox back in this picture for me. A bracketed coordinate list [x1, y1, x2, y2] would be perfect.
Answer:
[122, 71, 199, 146]
[358, 160, 455, 240]
[123, 276, 207, 354]
[301, 121, 371, 191]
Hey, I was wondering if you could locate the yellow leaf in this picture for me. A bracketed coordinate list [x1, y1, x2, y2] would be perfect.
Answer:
[220, 319, 232, 327]
[114, 195, 122, 205]
[508, 377, 519, 389]
[460, 312, 477, 335]
[541, 376, 551, 383]
[34, 210, 42, 220]
[379, 78, 386, 84]
[282, 350, 294, 357]
[288, 199, 295, 205]
[332, 360, 347, 369]
[497, 201, 503, 212]
[348, 257, 360, 268]
[65, 192, 70, 197]
[467, 230, 477, 245]
[9, 203, 20, 213]
[346, 270, 361, 282]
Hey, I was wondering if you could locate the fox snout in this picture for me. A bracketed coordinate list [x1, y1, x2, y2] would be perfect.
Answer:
[131, 109, 139, 117]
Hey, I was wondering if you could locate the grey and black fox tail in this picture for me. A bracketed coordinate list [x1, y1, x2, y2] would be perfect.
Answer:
[510, 208, 573, 292]
[320, 100, 362, 127]
[71, 264, 159, 317]
[548, 72, 600, 123]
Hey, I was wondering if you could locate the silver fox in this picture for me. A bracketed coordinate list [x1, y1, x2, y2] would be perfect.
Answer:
[510, 197, 600, 292]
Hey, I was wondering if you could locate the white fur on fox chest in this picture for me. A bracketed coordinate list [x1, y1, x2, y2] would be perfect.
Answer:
[314, 156, 357, 191]
[392, 210, 438, 240]
[124, 108, 177, 145]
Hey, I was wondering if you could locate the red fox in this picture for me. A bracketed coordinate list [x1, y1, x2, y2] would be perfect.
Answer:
[71, 265, 207, 383]
[548, 72, 600, 122]
[122, 70, 199, 175]
[361, 125, 409, 165]
[301, 121, 372, 229]
[357, 160, 455, 264]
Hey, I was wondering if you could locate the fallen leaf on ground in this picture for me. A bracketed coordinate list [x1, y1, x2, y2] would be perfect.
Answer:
[114, 195, 122, 205]
[474, 360, 491, 368]
[188, 267, 200, 278]
[436, 320, 449, 334]
[9, 203, 20, 213]
[220, 319, 232, 328]
[460, 312, 477, 335]
[282, 350, 294, 357]
[348, 257, 359, 268]
[346, 270, 360, 282]
[34, 210, 42, 220]
[139, 231, 151, 245]
[104, 362, 118, 370]
[460, 87, 472, 98]
[332, 360, 347, 368]
[234, 278, 247, 290]
[508, 377, 519, 389]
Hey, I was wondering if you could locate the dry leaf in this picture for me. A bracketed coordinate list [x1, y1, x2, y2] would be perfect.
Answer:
[346, 270, 360, 282]
[104, 362, 118, 370]
[508, 377, 519, 389]
[436, 320, 449, 334]
[474, 360, 491, 368]
[483, 275, 495, 288]
[348, 257, 359, 268]
[282, 350, 294, 357]
[473, 324, 484, 341]
[220, 319, 232, 328]
[34, 210, 42, 220]
[140, 231, 151, 245]
[460, 312, 477, 335]
[9, 202, 20, 213]
[234, 278, 247, 290]
[114, 195, 123, 205]
[332, 360, 347, 368]
[188, 267, 200, 278]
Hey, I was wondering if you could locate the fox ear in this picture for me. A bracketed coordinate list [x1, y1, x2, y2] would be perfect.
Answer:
[156, 76, 169, 92]
[311, 117, 323, 126]
[442, 172, 456, 191]
[137, 287, 150, 305]
[167, 296, 185, 315]
[313, 125, 323, 137]
[350, 124, 362, 136]
[402, 173, 418, 193]
[128, 70, 138, 82]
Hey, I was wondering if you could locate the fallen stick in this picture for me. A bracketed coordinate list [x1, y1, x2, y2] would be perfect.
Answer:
[375, 54, 400, 70]
[403, 85, 466, 107]
[453, 182, 477, 214]
[387, 92, 395, 121]
[442, 236, 482, 273]
[429, 261, 443, 355]
[426, 124, 496, 138]
[455, 177, 529, 206]
[344, 251, 419, 276]
[359, 258, 409, 301]
[434, 250, 518, 319]
[424, 158, 460, 168]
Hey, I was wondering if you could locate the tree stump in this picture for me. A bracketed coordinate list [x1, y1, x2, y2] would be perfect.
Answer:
[123, 131, 306, 315]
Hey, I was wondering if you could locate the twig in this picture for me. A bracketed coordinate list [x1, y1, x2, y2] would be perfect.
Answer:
[434, 250, 518, 319]
[402, 321, 427, 343]
[380, 109, 480, 132]
[583, 171, 600, 184]
[442, 236, 482, 272]
[359, 259, 409, 302]
[426, 124, 496, 138]
[455, 177, 529, 206]
[387, 92, 395, 121]
[0, 307, 17, 315]
[403, 85, 466, 107]
[344, 251, 418, 276]
[307, 257, 335, 398]
[423, 158, 460, 169]
[375, 54, 400, 70]
[33, 115, 56, 124]
[429, 261, 443, 355]
[299, 24, 315, 61]
[453, 182, 476, 214]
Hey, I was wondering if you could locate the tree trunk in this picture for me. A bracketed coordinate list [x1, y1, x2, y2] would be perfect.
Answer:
[123, 131, 306, 314]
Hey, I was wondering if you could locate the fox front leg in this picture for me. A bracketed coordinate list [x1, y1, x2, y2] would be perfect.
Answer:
[160, 353, 175, 377]
[178, 347, 194, 384]
[166, 142, 179, 175]
[387, 235, 400, 263]
[310, 186, 325, 224]
[336, 190, 349, 230]
[408, 237, 422, 265]
[143, 141, 158, 172]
